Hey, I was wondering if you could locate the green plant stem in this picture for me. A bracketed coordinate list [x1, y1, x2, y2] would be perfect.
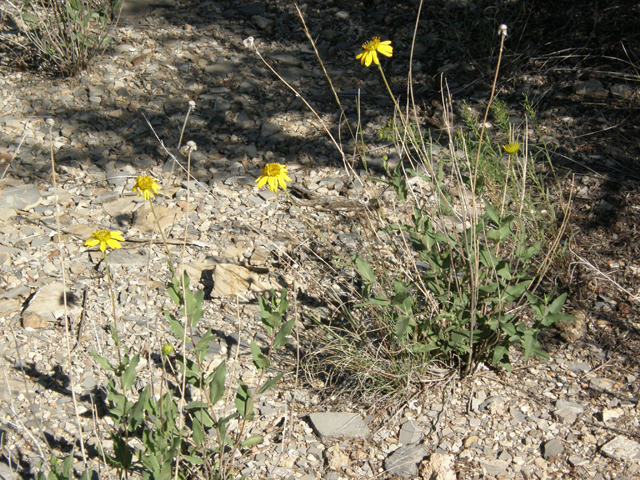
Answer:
[148, 199, 176, 275]
[102, 250, 122, 364]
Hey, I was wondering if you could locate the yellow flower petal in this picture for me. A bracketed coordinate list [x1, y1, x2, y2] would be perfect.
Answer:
[357, 37, 393, 68]
[255, 163, 291, 194]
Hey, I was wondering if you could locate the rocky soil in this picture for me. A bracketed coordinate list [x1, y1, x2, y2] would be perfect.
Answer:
[0, 0, 639, 479]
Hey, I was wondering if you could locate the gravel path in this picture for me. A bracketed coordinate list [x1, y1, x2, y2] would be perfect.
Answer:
[0, 0, 639, 479]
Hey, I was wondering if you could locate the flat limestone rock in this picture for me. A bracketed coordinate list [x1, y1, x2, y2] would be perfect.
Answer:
[132, 203, 176, 233]
[211, 263, 275, 297]
[384, 444, 428, 479]
[601, 436, 640, 462]
[308, 412, 370, 441]
[0, 184, 41, 210]
[22, 282, 82, 329]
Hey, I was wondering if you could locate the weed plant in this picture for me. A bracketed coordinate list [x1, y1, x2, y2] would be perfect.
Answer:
[2, 0, 121, 76]
[245, 12, 575, 397]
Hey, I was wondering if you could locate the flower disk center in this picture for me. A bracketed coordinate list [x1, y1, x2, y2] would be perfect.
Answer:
[137, 176, 154, 190]
[263, 164, 283, 176]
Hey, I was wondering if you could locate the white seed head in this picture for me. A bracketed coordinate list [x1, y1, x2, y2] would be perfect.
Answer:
[45, 118, 55, 127]
[499, 24, 508, 36]
[186, 140, 197, 151]
[188, 100, 196, 108]
[243, 36, 255, 49]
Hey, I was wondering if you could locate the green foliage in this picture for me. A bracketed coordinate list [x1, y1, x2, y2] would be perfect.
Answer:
[378, 118, 424, 146]
[15, 0, 122, 76]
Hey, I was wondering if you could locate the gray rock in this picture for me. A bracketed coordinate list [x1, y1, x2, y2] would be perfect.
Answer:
[510, 406, 526, 424]
[252, 15, 273, 30]
[0, 184, 41, 210]
[568, 456, 588, 467]
[590, 376, 616, 392]
[0, 456, 18, 479]
[542, 438, 564, 459]
[567, 361, 590, 372]
[205, 62, 236, 75]
[479, 395, 504, 411]
[261, 121, 281, 137]
[399, 418, 423, 445]
[308, 412, 370, 440]
[478, 459, 508, 476]
[384, 444, 428, 479]
[237, 2, 266, 15]
[600, 436, 640, 462]
[106, 171, 129, 186]
[573, 79, 608, 99]
[104, 248, 148, 266]
[553, 400, 584, 424]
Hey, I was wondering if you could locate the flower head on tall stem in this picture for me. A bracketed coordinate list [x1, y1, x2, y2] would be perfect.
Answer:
[132, 175, 161, 201]
[502, 142, 520, 155]
[85, 229, 124, 252]
[256, 163, 291, 193]
[356, 37, 393, 67]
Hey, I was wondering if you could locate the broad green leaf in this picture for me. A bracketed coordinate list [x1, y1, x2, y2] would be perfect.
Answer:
[165, 310, 185, 339]
[274, 318, 295, 349]
[122, 354, 140, 391]
[250, 341, 270, 370]
[209, 360, 226, 405]
[240, 435, 263, 448]
[547, 292, 567, 315]
[69, 0, 82, 11]
[504, 281, 530, 302]
[194, 330, 215, 363]
[191, 417, 204, 446]
[353, 256, 376, 283]
[91, 351, 114, 372]
[129, 386, 149, 431]
[258, 372, 284, 395]
[183, 455, 204, 465]
[235, 381, 254, 420]
[395, 316, 410, 340]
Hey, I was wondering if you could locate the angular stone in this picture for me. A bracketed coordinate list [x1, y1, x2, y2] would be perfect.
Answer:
[0, 207, 15, 221]
[104, 249, 148, 266]
[325, 444, 349, 470]
[211, 264, 274, 297]
[132, 203, 176, 233]
[601, 436, 640, 462]
[573, 79, 608, 99]
[103, 197, 137, 217]
[590, 377, 616, 392]
[22, 283, 82, 329]
[0, 184, 41, 210]
[542, 438, 564, 459]
[567, 361, 590, 373]
[479, 459, 508, 476]
[384, 444, 427, 479]
[0, 299, 19, 317]
[399, 418, 423, 445]
[308, 412, 370, 440]
[553, 400, 584, 424]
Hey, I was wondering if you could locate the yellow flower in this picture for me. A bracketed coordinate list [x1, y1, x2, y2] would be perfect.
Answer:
[502, 142, 520, 155]
[356, 37, 393, 67]
[85, 229, 125, 252]
[132, 175, 161, 200]
[255, 163, 291, 193]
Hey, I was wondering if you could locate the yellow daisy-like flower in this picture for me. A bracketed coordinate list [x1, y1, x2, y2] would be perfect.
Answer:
[132, 175, 161, 201]
[502, 142, 521, 155]
[356, 37, 393, 67]
[255, 163, 291, 193]
[85, 229, 125, 252]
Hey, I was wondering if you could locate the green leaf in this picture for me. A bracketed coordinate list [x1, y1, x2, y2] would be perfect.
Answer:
[61, 455, 74, 479]
[250, 340, 270, 371]
[504, 281, 530, 302]
[191, 417, 204, 446]
[395, 316, 411, 340]
[492, 345, 511, 372]
[129, 386, 149, 431]
[240, 435, 263, 448]
[235, 381, 254, 420]
[273, 318, 295, 349]
[209, 360, 226, 405]
[183, 455, 204, 465]
[353, 256, 376, 283]
[91, 351, 114, 372]
[69, 0, 83, 11]
[194, 330, 215, 363]
[122, 354, 140, 391]
[521, 331, 549, 362]
[258, 372, 284, 395]
[79, 470, 95, 480]
[547, 293, 567, 315]
[165, 310, 185, 339]
[484, 200, 500, 224]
